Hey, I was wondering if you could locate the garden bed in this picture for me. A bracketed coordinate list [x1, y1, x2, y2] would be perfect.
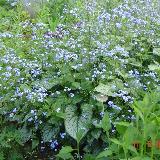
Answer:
[0, 0, 160, 159]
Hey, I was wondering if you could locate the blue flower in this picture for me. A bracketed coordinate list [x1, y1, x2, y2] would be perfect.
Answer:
[12, 108, 17, 113]
[28, 117, 33, 122]
[100, 112, 104, 117]
[50, 140, 58, 150]
[116, 23, 122, 29]
[60, 132, 66, 139]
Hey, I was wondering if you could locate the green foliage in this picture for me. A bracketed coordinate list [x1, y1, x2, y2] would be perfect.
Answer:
[56, 146, 74, 159]
[108, 92, 160, 159]
[101, 112, 111, 133]
[0, 0, 160, 159]
[96, 150, 112, 159]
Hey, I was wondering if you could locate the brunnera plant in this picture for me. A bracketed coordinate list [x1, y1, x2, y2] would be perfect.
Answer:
[0, 0, 160, 159]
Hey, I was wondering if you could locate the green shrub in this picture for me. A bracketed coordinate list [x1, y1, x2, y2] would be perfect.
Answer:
[0, 0, 160, 159]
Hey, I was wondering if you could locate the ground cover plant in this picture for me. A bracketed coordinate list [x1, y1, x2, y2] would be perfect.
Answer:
[0, 0, 160, 159]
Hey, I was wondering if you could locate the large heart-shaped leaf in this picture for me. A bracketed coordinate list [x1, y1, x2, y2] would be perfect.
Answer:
[94, 83, 113, 96]
[42, 125, 59, 142]
[16, 126, 31, 145]
[95, 93, 108, 102]
[153, 48, 160, 56]
[148, 64, 160, 71]
[94, 79, 123, 98]
[65, 104, 92, 141]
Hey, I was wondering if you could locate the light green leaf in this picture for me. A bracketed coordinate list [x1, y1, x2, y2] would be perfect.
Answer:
[153, 48, 160, 56]
[128, 145, 138, 155]
[132, 105, 144, 121]
[131, 157, 152, 160]
[95, 93, 108, 102]
[148, 64, 160, 71]
[131, 157, 141, 160]
[94, 83, 114, 96]
[71, 82, 81, 89]
[114, 122, 131, 127]
[56, 146, 74, 159]
[123, 126, 135, 141]
[96, 150, 112, 159]
[114, 121, 132, 134]
[110, 138, 123, 146]
[128, 58, 142, 67]
[76, 129, 85, 143]
[101, 112, 111, 132]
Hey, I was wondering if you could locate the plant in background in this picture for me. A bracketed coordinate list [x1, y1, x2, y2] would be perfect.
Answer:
[21, 0, 49, 18]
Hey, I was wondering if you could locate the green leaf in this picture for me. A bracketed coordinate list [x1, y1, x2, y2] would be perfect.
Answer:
[42, 125, 59, 142]
[9, 151, 23, 160]
[114, 121, 131, 127]
[114, 122, 132, 134]
[131, 157, 141, 160]
[110, 138, 123, 146]
[92, 119, 102, 128]
[32, 138, 39, 150]
[84, 154, 96, 160]
[65, 104, 92, 141]
[0, 152, 4, 160]
[148, 64, 160, 71]
[71, 82, 81, 89]
[76, 129, 85, 143]
[153, 48, 160, 56]
[128, 58, 142, 67]
[91, 129, 101, 140]
[145, 123, 157, 137]
[132, 104, 144, 121]
[95, 94, 108, 103]
[123, 126, 139, 147]
[101, 112, 111, 132]
[94, 83, 114, 96]
[131, 157, 152, 160]
[56, 146, 74, 159]
[81, 81, 93, 91]
[16, 126, 31, 145]
[128, 145, 138, 155]
[96, 150, 112, 159]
